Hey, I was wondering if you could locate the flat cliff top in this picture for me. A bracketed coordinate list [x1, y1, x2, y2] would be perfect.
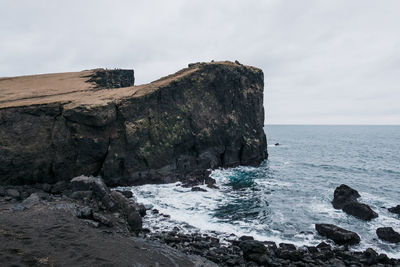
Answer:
[0, 61, 260, 109]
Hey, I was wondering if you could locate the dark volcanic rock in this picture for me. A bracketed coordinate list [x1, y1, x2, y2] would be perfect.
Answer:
[191, 187, 207, 192]
[315, 224, 361, 245]
[376, 227, 400, 243]
[0, 61, 267, 186]
[332, 184, 360, 209]
[342, 202, 378, 220]
[388, 205, 400, 215]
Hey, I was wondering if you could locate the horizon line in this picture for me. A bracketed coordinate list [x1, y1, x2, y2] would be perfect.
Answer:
[264, 124, 400, 126]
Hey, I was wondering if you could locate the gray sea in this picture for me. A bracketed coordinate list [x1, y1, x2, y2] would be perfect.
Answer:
[122, 125, 400, 258]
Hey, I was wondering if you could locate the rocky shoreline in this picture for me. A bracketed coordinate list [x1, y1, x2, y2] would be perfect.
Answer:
[1, 179, 399, 266]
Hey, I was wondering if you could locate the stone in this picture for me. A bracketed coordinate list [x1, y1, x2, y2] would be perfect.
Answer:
[315, 224, 360, 245]
[6, 189, 20, 199]
[127, 210, 142, 232]
[376, 227, 400, 243]
[118, 190, 133, 199]
[42, 183, 52, 193]
[239, 235, 254, 241]
[0, 62, 267, 186]
[137, 204, 146, 217]
[51, 181, 68, 194]
[92, 212, 113, 227]
[191, 187, 207, 192]
[388, 205, 400, 215]
[22, 193, 42, 208]
[239, 240, 267, 255]
[332, 184, 360, 209]
[75, 206, 93, 219]
[342, 202, 378, 220]
[70, 190, 93, 200]
[0, 186, 5, 196]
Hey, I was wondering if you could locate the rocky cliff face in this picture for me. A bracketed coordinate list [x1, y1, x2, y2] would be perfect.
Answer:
[0, 61, 267, 186]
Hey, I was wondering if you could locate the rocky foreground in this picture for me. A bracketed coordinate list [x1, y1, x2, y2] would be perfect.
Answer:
[1, 179, 399, 267]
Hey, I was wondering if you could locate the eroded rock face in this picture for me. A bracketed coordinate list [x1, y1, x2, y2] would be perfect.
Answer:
[0, 61, 267, 186]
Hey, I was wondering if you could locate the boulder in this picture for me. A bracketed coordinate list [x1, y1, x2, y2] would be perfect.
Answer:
[342, 202, 378, 221]
[118, 190, 133, 199]
[332, 184, 360, 209]
[6, 189, 20, 199]
[388, 205, 400, 215]
[315, 224, 360, 245]
[238, 240, 269, 264]
[191, 187, 207, 192]
[75, 206, 93, 219]
[92, 212, 113, 227]
[70, 176, 116, 211]
[376, 227, 400, 243]
[127, 210, 142, 232]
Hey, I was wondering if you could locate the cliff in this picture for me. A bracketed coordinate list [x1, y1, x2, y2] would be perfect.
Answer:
[0, 61, 267, 186]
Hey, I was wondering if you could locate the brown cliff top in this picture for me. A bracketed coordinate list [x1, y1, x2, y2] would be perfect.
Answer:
[0, 61, 260, 109]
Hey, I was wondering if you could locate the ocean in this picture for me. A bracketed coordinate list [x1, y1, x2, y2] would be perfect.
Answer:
[122, 125, 400, 258]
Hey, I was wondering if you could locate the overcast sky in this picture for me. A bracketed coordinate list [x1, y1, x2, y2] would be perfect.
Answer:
[1, 1, 399, 125]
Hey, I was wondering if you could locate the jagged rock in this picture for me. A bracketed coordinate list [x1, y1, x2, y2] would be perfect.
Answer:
[342, 202, 378, 220]
[315, 224, 360, 245]
[239, 240, 269, 264]
[0, 62, 267, 186]
[388, 205, 400, 215]
[376, 227, 400, 243]
[70, 176, 116, 211]
[332, 184, 360, 209]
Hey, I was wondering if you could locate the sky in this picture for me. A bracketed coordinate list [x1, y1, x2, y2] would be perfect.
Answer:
[0, 0, 399, 125]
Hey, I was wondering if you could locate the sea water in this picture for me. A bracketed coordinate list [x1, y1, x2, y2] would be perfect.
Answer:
[123, 125, 400, 258]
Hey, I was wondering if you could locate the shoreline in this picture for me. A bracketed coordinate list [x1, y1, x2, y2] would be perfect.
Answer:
[1, 179, 399, 266]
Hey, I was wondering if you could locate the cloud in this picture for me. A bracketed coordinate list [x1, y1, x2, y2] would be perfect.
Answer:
[0, 0, 399, 124]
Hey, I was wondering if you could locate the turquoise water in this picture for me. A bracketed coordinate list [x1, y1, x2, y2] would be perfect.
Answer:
[129, 125, 400, 257]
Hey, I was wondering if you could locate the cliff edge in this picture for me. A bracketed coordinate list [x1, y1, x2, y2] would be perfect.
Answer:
[0, 61, 267, 185]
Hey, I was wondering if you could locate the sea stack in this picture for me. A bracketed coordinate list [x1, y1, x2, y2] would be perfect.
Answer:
[0, 61, 267, 186]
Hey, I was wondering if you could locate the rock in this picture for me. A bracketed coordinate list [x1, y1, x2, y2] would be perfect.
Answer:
[316, 242, 331, 250]
[127, 210, 142, 232]
[376, 227, 400, 243]
[41, 183, 52, 193]
[6, 189, 20, 199]
[332, 184, 360, 209]
[70, 176, 116, 211]
[92, 212, 113, 227]
[0, 186, 5, 196]
[342, 202, 378, 220]
[315, 224, 360, 245]
[388, 205, 400, 215]
[152, 209, 159, 214]
[0, 62, 267, 186]
[75, 206, 93, 219]
[239, 240, 268, 264]
[70, 190, 93, 200]
[22, 193, 42, 207]
[118, 190, 133, 199]
[275, 143, 280, 146]
[137, 204, 146, 217]
[51, 181, 68, 194]
[11, 204, 26, 211]
[191, 187, 207, 192]
[239, 235, 254, 241]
